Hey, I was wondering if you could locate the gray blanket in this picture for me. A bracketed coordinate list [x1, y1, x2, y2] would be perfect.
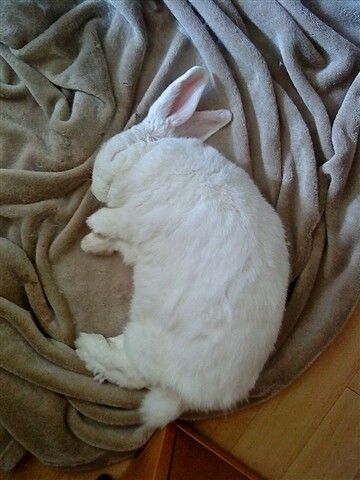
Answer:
[0, 0, 359, 471]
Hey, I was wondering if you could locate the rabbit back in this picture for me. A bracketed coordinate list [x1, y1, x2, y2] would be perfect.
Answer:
[114, 138, 289, 412]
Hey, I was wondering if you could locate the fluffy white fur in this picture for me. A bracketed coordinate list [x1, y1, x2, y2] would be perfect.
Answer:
[75, 66, 289, 429]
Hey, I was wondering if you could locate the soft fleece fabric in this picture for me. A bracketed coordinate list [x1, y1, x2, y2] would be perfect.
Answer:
[0, 0, 359, 471]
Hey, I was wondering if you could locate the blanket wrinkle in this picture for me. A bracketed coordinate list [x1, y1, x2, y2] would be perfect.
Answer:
[0, 0, 359, 471]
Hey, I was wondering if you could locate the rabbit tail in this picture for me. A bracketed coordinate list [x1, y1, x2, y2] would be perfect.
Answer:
[141, 388, 183, 428]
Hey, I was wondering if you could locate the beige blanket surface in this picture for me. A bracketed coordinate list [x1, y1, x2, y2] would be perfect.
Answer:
[0, 0, 359, 471]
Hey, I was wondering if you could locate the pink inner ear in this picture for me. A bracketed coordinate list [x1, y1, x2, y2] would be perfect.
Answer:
[168, 73, 204, 116]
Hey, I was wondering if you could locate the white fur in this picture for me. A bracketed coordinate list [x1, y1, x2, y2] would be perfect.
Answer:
[75, 66, 289, 428]
[140, 388, 183, 429]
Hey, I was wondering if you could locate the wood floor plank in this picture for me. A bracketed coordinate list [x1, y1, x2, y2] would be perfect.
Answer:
[194, 403, 261, 452]
[283, 388, 360, 480]
[225, 307, 360, 480]
[349, 368, 360, 395]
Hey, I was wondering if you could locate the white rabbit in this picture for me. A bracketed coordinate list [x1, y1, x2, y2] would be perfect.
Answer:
[75, 66, 289, 429]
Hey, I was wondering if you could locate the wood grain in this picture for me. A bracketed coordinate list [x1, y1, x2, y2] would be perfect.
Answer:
[195, 403, 261, 452]
[283, 388, 360, 480]
[121, 424, 177, 480]
[349, 369, 360, 396]
[173, 422, 263, 480]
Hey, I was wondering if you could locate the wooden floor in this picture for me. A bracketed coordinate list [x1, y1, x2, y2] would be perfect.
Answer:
[1, 305, 359, 480]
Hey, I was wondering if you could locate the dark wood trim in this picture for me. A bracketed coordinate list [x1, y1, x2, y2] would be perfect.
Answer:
[121, 421, 264, 480]
[175, 421, 264, 480]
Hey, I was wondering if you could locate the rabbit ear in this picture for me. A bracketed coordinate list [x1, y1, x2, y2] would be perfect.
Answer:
[147, 66, 209, 127]
[174, 109, 232, 141]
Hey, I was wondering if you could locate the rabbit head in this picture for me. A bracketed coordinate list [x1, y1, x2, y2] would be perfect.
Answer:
[91, 66, 231, 202]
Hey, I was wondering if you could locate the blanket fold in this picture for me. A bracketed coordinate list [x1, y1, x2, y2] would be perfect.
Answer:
[0, 0, 359, 470]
